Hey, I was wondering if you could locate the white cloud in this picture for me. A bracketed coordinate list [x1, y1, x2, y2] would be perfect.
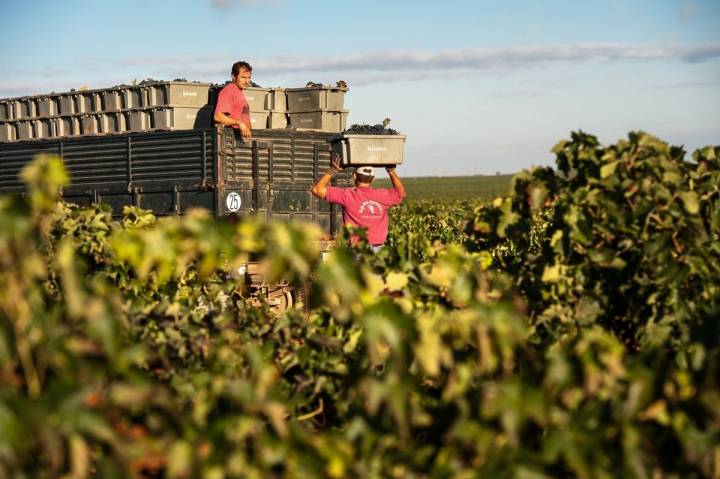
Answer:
[651, 79, 720, 90]
[184, 42, 720, 86]
[248, 43, 720, 74]
[2, 42, 719, 97]
[210, 0, 281, 8]
[145, 42, 720, 80]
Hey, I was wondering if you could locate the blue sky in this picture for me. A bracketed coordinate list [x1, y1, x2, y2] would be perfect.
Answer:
[1, 0, 718, 175]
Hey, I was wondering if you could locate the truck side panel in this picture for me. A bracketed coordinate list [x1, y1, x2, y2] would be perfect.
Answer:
[218, 129, 351, 235]
[0, 128, 350, 236]
[0, 129, 216, 214]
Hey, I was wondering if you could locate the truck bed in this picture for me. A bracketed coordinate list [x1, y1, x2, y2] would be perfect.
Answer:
[0, 127, 353, 235]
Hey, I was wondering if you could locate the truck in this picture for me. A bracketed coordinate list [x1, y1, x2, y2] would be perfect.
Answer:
[0, 126, 358, 311]
[0, 82, 406, 312]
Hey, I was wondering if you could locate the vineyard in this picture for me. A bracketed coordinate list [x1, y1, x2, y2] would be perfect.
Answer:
[375, 174, 514, 201]
[1, 131, 719, 478]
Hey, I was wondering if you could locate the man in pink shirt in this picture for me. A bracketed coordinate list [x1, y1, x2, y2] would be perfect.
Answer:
[213, 61, 253, 139]
[311, 154, 406, 251]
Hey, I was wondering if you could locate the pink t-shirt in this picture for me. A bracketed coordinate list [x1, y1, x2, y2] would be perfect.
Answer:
[214, 83, 251, 129]
[325, 185, 404, 244]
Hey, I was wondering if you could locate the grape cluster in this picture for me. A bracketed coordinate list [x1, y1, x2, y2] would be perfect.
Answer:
[344, 124, 400, 135]
[305, 81, 348, 89]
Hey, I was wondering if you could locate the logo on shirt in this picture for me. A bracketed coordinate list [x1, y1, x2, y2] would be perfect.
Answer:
[358, 200, 383, 217]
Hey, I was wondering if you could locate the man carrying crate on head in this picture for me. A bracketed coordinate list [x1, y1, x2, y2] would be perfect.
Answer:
[213, 61, 253, 139]
[311, 154, 406, 252]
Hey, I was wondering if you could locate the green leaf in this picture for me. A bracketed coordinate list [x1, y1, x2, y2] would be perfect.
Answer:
[497, 199, 520, 238]
[662, 171, 682, 184]
[167, 441, 193, 478]
[679, 191, 700, 215]
[343, 328, 363, 354]
[551, 140, 569, 154]
[541, 263, 562, 283]
[600, 160, 619, 178]
[70, 434, 90, 479]
[529, 185, 548, 210]
[385, 271, 409, 292]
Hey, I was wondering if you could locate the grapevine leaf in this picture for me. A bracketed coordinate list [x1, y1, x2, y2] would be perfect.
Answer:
[385, 271, 409, 292]
[679, 191, 700, 215]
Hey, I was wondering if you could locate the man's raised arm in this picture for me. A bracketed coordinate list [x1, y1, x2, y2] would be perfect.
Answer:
[311, 153, 343, 199]
[386, 166, 405, 199]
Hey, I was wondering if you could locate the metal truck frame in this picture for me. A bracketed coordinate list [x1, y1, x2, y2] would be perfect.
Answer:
[0, 126, 353, 311]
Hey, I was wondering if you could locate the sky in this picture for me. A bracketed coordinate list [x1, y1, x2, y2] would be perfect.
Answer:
[1, 0, 719, 176]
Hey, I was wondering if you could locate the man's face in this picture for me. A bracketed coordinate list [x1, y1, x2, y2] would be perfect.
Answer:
[233, 68, 252, 89]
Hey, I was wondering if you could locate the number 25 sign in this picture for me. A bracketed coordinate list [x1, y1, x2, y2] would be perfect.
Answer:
[226, 192, 241, 213]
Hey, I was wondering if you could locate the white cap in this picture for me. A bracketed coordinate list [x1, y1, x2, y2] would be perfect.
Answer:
[355, 166, 374, 176]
